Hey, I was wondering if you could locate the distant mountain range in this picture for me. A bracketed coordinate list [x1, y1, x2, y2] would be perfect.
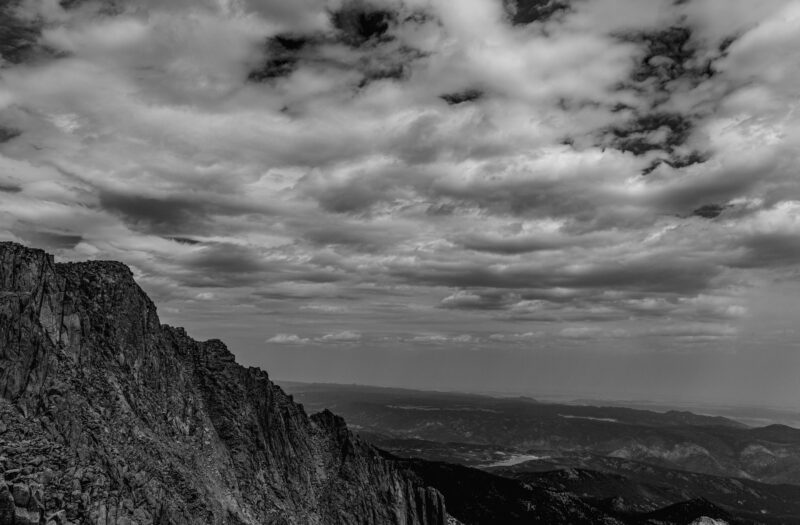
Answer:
[284, 382, 800, 524]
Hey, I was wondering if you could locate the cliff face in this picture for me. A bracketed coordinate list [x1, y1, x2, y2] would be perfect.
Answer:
[0, 242, 445, 525]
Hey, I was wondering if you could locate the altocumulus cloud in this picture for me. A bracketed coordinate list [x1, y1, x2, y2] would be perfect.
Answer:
[267, 330, 362, 345]
[267, 334, 311, 345]
[1, 0, 799, 355]
[318, 330, 363, 343]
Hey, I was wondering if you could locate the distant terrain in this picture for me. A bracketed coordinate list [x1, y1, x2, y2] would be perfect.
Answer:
[283, 382, 800, 524]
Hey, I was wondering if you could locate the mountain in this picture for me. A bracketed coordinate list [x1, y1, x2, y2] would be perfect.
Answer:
[392, 457, 767, 525]
[496, 463, 800, 524]
[283, 382, 800, 485]
[389, 456, 624, 525]
[0, 243, 445, 525]
[283, 382, 800, 523]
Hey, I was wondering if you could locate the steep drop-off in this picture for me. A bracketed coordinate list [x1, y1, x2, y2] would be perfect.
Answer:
[0, 242, 445, 525]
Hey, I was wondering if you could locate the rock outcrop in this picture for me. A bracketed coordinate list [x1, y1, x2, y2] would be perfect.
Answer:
[0, 242, 446, 525]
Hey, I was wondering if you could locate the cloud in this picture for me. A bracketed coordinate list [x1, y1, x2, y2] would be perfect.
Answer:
[1, 0, 799, 365]
[559, 326, 630, 340]
[318, 330, 362, 342]
[647, 323, 739, 343]
[440, 290, 517, 310]
[488, 331, 541, 342]
[10, 229, 83, 250]
[267, 333, 311, 345]
[183, 243, 267, 275]
[266, 330, 362, 345]
[299, 303, 349, 313]
[408, 333, 475, 344]
[98, 191, 215, 235]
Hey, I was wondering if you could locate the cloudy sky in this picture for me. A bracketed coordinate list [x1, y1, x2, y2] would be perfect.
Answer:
[2, 0, 800, 406]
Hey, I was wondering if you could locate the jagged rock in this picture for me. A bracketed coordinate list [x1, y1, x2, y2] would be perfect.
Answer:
[0, 242, 446, 525]
[0, 481, 14, 523]
[10, 483, 29, 507]
[13, 506, 40, 525]
[46, 509, 67, 524]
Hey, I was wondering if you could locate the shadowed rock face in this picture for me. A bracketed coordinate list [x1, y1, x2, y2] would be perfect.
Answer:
[0, 242, 446, 525]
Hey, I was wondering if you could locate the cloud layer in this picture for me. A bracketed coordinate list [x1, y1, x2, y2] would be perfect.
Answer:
[2, 0, 800, 400]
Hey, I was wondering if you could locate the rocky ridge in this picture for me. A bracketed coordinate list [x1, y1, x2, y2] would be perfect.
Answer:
[0, 242, 446, 525]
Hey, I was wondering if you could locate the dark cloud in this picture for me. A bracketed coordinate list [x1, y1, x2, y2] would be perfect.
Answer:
[170, 242, 350, 288]
[642, 151, 708, 175]
[57, 0, 122, 12]
[172, 243, 273, 287]
[168, 236, 203, 245]
[595, 25, 734, 172]
[185, 243, 265, 274]
[503, 0, 570, 25]
[248, 5, 424, 90]
[14, 230, 83, 250]
[98, 190, 269, 235]
[456, 233, 568, 254]
[604, 111, 695, 156]
[440, 89, 484, 105]
[248, 34, 313, 82]
[625, 26, 696, 84]
[0, 127, 21, 143]
[0, 183, 21, 194]
[331, 2, 397, 47]
[0, 3, 41, 65]
[691, 203, 726, 219]
[99, 191, 210, 234]
[616, 25, 727, 97]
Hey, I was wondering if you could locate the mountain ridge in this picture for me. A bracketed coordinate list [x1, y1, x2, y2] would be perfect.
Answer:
[0, 242, 446, 525]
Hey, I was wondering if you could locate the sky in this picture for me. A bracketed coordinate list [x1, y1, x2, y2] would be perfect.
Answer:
[1, 0, 800, 406]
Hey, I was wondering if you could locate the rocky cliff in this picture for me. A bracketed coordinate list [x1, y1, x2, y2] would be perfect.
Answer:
[0, 242, 446, 525]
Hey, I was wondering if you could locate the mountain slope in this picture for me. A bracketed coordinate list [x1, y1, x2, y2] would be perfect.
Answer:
[496, 463, 800, 524]
[0, 242, 445, 525]
[390, 456, 625, 525]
